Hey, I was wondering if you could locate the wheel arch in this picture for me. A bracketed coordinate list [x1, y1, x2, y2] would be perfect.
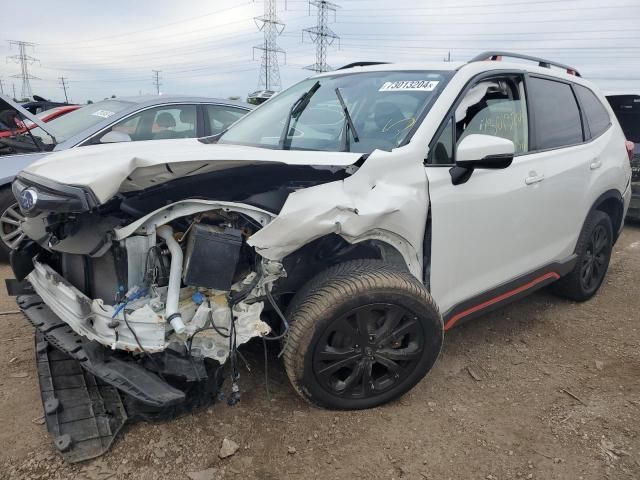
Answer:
[589, 189, 624, 244]
[275, 233, 416, 303]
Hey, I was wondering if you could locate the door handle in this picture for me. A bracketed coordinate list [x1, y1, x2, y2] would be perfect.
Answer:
[525, 173, 545, 185]
[590, 159, 602, 170]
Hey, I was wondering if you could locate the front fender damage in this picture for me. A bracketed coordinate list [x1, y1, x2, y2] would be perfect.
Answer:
[249, 148, 428, 279]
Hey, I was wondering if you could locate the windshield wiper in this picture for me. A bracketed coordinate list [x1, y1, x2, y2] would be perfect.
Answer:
[334, 87, 359, 152]
[279, 81, 321, 150]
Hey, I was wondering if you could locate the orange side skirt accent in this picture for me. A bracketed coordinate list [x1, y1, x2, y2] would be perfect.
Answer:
[443, 272, 561, 331]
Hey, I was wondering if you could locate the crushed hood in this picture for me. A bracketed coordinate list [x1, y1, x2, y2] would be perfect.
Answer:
[22, 138, 362, 204]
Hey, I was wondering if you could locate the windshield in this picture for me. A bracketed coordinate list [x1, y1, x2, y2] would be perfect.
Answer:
[218, 70, 449, 153]
[27, 100, 133, 145]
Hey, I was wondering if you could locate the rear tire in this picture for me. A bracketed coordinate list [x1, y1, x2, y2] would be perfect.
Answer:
[282, 259, 443, 410]
[0, 187, 25, 261]
[552, 210, 613, 302]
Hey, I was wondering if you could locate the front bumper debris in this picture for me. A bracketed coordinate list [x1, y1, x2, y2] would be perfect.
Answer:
[19, 294, 185, 408]
[27, 259, 167, 353]
[19, 294, 224, 462]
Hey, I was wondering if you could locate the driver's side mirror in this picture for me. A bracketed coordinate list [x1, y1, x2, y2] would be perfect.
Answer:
[100, 131, 132, 144]
[450, 134, 514, 185]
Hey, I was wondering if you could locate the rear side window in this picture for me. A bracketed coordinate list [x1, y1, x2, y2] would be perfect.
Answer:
[528, 77, 583, 150]
[205, 105, 247, 135]
[575, 85, 611, 138]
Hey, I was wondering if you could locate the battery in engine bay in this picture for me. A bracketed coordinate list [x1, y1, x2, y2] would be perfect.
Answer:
[182, 223, 243, 291]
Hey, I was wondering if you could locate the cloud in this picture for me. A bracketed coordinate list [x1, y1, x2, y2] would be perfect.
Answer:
[1, 0, 638, 102]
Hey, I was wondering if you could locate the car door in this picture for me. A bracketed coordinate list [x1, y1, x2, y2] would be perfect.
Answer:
[519, 75, 592, 261]
[425, 72, 561, 324]
[203, 104, 249, 136]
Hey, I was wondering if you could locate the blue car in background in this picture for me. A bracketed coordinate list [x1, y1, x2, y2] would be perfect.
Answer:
[0, 94, 252, 257]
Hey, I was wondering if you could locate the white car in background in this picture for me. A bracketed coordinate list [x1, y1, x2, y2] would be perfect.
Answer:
[8, 52, 632, 461]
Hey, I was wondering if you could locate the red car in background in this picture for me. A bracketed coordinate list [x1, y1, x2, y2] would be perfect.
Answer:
[0, 104, 80, 138]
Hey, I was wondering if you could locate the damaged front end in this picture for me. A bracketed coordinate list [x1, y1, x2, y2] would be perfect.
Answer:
[11, 165, 336, 462]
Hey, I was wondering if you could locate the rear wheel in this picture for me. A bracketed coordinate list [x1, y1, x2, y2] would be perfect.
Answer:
[283, 260, 443, 409]
[0, 187, 25, 260]
[552, 210, 613, 302]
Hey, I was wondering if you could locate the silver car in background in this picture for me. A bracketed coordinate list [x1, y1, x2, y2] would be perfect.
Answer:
[0, 95, 252, 257]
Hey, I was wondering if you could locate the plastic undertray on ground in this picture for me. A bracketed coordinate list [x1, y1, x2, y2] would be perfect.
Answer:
[35, 330, 128, 463]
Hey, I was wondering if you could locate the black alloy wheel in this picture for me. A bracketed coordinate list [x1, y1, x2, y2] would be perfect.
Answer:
[312, 303, 424, 399]
[580, 224, 610, 292]
[551, 210, 613, 302]
[283, 259, 443, 409]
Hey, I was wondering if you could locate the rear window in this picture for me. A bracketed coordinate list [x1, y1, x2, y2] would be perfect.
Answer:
[528, 77, 583, 150]
[575, 85, 611, 139]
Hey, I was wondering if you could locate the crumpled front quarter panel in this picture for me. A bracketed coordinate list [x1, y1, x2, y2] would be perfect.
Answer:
[248, 147, 428, 279]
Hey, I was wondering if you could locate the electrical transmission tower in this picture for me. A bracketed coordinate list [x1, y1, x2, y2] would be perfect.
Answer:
[152, 70, 162, 95]
[7, 40, 39, 99]
[253, 0, 285, 91]
[303, 1, 339, 73]
[59, 76, 70, 102]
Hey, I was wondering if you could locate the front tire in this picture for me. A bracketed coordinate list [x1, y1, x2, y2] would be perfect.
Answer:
[0, 187, 26, 260]
[552, 210, 613, 302]
[283, 260, 443, 410]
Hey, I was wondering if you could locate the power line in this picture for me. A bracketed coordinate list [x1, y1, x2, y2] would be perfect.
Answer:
[253, 0, 286, 91]
[152, 70, 162, 95]
[59, 76, 69, 102]
[303, 0, 340, 72]
[335, 0, 639, 11]
[329, 16, 634, 25]
[337, 4, 639, 16]
[41, 2, 255, 47]
[7, 40, 40, 99]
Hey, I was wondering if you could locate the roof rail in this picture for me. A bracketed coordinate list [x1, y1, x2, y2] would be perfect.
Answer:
[337, 61, 390, 70]
[469, 51, 581, 77]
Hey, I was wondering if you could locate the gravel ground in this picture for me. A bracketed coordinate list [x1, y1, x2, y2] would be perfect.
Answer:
[0, 225, 639, 480]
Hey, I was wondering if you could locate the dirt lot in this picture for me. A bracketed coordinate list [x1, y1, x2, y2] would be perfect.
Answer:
[0, 226, 639, 480]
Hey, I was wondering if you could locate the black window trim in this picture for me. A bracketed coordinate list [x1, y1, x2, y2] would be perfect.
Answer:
[572, 83, 613, 142]
[426, 70, 611, 166]
[525, 73, 587, 153]
[425, 69, 529, 167]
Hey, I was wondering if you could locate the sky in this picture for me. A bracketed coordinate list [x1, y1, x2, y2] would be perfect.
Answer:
[1, 0, 638, 103]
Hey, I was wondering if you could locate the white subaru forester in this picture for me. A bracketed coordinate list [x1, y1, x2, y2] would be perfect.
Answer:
[11, 52, 633, 429]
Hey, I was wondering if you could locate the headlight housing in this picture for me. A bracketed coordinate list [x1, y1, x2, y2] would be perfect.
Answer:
[12, 172, 95, 217]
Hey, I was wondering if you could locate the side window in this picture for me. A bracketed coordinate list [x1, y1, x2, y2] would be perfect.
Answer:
[574, 85, 611, 139]
[527, 77, 583, 150]
[454, 76, 529, 154]
[206, 105, 247, 135]
[112, 115, 141, 135]
[429, 117, 454, 165]
[95, 105, 197, 143]
[150, 106, 196, 140]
